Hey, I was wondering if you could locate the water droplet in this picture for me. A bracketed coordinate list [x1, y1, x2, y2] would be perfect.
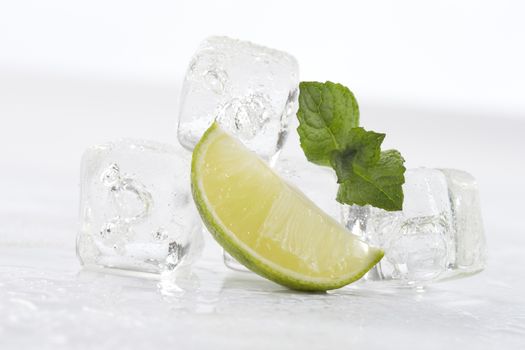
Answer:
[101, 163, 121, 186]
[152, 228, 169, 241]
[99, 222, 114, 240]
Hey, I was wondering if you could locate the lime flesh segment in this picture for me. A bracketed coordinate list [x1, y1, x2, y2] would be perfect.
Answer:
[191, 123, 384, 291]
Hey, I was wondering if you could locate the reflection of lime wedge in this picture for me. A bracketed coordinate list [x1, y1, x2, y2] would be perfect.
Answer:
[191, 123, 383, 291]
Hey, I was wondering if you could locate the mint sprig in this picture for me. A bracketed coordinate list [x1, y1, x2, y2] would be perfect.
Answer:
[296, 81, 359, 166]
[297, 81, 406, 211]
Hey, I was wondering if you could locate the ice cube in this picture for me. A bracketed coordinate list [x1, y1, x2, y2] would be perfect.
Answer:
[440, 169, 487, 273]
[177, 36, 299, 163]
[77, 139, 203, 274]
[341, 168, 486, 286]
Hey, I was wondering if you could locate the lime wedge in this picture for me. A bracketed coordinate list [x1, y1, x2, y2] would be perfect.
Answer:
[191, 123, 384, 291]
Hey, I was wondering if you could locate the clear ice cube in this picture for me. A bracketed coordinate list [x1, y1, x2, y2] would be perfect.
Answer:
[77, 139, 203, 274]
[341, 168, 487, 286]
[177, 36, 299, 163]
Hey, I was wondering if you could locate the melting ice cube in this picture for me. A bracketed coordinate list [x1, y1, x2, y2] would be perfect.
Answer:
[177, 36, 299, 164]
[77, 139, 203, 273]
[341, 168, 487, 286]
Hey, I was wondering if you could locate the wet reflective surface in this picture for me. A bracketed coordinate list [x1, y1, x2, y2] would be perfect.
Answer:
[1, 239, 524, 349]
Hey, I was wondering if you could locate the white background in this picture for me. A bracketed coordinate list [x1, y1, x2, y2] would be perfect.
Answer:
[1, 0, 525, 112]
[0, 1, 524, 349]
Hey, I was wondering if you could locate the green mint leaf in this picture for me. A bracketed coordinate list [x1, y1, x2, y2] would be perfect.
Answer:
[297, 81, 359, 166]
[330, 128, 385, 175]
[296, 81, 406, 211]
[335, 150, 406, 211]
[330, 128, 383, 183]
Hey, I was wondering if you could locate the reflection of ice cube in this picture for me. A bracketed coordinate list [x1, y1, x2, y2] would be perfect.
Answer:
[78, 139, 203, 274]
[177, 36, 299, 163]
[342, 168, 486, 286]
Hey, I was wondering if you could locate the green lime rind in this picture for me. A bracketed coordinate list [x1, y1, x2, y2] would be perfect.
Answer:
[191, 122, 384, 292]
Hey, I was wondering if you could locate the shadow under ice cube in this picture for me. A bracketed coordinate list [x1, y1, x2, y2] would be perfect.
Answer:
[77, 139, 203, 274]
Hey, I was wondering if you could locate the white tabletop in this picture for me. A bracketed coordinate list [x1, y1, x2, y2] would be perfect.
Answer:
[1, 73, 524, 349]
